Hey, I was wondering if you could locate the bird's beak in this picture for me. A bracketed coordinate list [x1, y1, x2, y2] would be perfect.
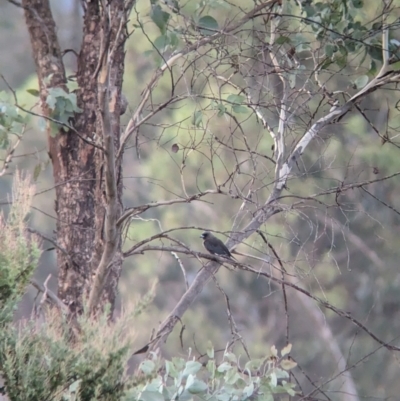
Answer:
[200, 235, 204, 238]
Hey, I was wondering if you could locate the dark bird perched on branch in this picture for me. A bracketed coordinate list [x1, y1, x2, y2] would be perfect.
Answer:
[200, 231, 236, 260]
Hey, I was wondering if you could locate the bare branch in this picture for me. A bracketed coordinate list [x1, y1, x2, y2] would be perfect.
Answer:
[30, 278, 69, 313]
[0, 133, 23, 177]
[117, 189, 227, 227]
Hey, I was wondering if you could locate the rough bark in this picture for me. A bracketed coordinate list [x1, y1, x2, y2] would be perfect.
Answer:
[22, 0, 127, 314]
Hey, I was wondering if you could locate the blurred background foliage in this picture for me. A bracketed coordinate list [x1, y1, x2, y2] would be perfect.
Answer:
[1, 0, 400, 399]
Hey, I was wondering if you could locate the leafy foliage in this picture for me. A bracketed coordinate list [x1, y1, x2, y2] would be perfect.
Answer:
[0, 91, 28, 149]
[197, 15, 219, 36]
[45, 87, 82, 136]
[0, 172, 40, 310]
[0, 309, 134, 401]
[124, 344, 297, 401]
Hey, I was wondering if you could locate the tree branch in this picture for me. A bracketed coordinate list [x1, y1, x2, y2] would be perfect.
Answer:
[117, 189, 227, 227]
[30, 278, 69, 313]
[87, 14, 120, 313]
[148, 23, 400, 351]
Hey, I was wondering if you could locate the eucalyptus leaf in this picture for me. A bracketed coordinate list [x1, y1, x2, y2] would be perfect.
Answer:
[182, 360, 202, 377]
[198, 16, 218, 36]
[192, 110, 203, 127]
[150, 4, 170, 34]
[354, 75, 369, 89]
[26, 89, 40, 97]
[153, 35, 170, 52]
[227, 94, 244, 104]
[140, 360, 156, 374]
[232, 105, 247, 114]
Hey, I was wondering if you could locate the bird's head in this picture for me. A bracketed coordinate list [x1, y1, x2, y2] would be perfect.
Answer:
[200, 231, 211, 239]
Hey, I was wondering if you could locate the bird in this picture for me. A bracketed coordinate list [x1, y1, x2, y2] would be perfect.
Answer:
[200, 231, 235, 260]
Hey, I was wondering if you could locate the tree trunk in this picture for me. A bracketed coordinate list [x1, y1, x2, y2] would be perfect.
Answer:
[22, 0, 126, 315]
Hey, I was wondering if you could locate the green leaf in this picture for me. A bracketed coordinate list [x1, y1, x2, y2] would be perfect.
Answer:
[245, 358, 263, 371]
[274, 367, 289, 379]
[226, 94, 244, 105]
[264, 393, 274, 401]
[64, 100, 75, 113]
[13, 114, 26, 124]
[232, 105, 247, 114]
[150, 4, 170, 34]
[367, 44, 382, 61]
[60, 113, 72, 126]
[354, 75, 369, 89]
[207, 360, 216, 376]
[325, 43, 335, 58]
[320, 58, 332, 70]
[206, 341, 214, 359]
[0, 130, 9, 149]
[182, 360, 202, 377]
[145, 376, 163, 392]
[49, 87, 67, 97]
[64, 99, 82, 114]
[185, 375, 208, 394]
[275, 36, 291, 45]
[338, 45, 348, 56]
[153, 35, 170, 52]
[140, 360, 156, 374]
[172, 357, 185, 371]
[139, 390, 165, 401]
[270, 372, 277, 387]
[217, 362, 232, 372]
[26, 89, 40, 97]
[225, 369, 241, 385]
[168, 31, 179, 48]
[368, 60, 377, 76]
[66, 93, 80, 110]
[198, 16, 219, 36]
[55, 98, 67, 114]
[192, 110, 203, 127]
[217, 103, 226, 116]
[351, 0, 363, 8]
[46, 94, 56, 109]
[243, 382, 254, 398]
[0, 91, 9, 102]
[335, 20, 349, 34]
[224, 352, 237, 363]
[335, 54, 347, 69]
[165, 360, 179, 378]
[302, 5, 315, 17]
